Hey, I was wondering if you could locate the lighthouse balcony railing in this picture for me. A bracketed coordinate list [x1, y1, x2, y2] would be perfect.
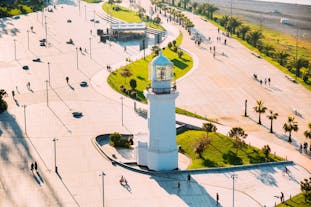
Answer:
[146, 83, 177, 94]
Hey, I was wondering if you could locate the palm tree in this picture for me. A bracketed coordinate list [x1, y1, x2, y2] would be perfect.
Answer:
[247, 30, 263, 48]
[192, 2, 198, 12]
[275, 51, 289, 66]
[207, 4, 219, 20]
[267, 110, 278, 133]
[219, 15, 230, 28]
[238, 25, 250, 40]
[253, 100, 267, 125]
[291, 57, 309, 77]
[304, 122, 311, 140]
[181, 0, 190, 10]
[283, 116, 299, 143]
[171, 0, 175, 6]
[227, 17, 241, 34]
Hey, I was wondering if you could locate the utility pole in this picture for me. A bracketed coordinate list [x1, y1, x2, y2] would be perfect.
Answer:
[100, 171, 106, 207]
[23, 105, 27, 135]
[52, 138, 58, 173]
[93, 9, 96, 27]
[27, 30, 30, 50]
[120, 96, 124, 126]
[231, 174, 238, 207]
[45, 16, 48, 44]
[47, 62, 51, 85]
[46, 80, 49, 106]
[89, 37, 92, 59]
[13, 39, 16, 60]
[76, 47, 79, 69]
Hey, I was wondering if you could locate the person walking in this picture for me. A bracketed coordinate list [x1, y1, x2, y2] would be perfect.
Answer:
[30, 163, 34, 171]
[187, 174, 191, 182]
[66, 76, 69, 84]
[281, 192, 284, 202]
[216, 193, 219, 205]
[34, 161, 38, 171]
[177, 181, 180, 190]
[26, 82, 31, 89]
[12, 90, 15, 98]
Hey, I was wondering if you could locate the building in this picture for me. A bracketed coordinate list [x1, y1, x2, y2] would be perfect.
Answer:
[136, 51, 179, 171]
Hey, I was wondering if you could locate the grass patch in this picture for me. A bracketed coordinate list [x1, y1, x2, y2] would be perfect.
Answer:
[176, 130, 284, 169]
[102, 2, 164, 30]
[107, 32, 193, 103]
[82, 0, 101, 3]
[277, 193, 311, 207]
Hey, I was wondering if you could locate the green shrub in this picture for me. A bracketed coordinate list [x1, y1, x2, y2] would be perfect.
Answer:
[173, 40, 177, 46]
[109, 132, 130, 148]
[130, 91, 137, 99]
[0, 100, 8, 113]
[168, 42, 172, 48]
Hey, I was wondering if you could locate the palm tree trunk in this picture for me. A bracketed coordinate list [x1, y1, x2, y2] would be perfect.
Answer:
[270, 119, 273, 133]
[258, 112, 261, 125]
[288, 131, 292, 142]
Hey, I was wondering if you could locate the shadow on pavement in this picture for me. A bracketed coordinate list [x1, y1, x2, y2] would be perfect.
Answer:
[151, 173, 221, 206]
[0, 111, 64, 206]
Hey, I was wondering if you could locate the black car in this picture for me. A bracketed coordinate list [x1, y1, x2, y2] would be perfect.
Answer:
[22, 65, 29, 70]
[32, 58, 41, 62]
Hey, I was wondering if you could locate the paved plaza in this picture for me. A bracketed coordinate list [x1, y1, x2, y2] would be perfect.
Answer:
[0, 0, 310, 207]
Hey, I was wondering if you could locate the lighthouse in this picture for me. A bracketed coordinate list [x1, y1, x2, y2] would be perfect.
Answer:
[136, 51, 179, 171]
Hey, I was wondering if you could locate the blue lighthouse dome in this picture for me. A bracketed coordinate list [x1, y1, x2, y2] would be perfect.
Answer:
[151, 51, 171, 66]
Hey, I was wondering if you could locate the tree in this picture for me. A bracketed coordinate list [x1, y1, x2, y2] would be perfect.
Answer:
[202, 122, 217, 133]
[253, 100, 267, 125]
[181, 0, 190, 10]
[291, 57, 309, 77]
[267, 110, 278, 133]
[247, 30, 263, 48]
[207, 4, 219, 20]
[228, 127, 247, 153]
[300, 177, 311, 202]
[177, 50, 183, 58]
[304, 122, 311, 140]
[129, 79, 137, 91]
[275, 51, 289, 67]
[227, 17, 241, 34]
[120, 67, 132, 84]
[238, 25, 250, 40]
[192, 2, 198, 11]
[261, 145, 271, 159]
[283, 116, 299, 143]
[151, 45, 160, 55]
[193, 134, 211, 159]
[0, 89, 8, 113]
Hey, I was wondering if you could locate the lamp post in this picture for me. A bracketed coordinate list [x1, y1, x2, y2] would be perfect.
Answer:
[52, 138, 58, 173]
[23, 105, 27, 135]
[45, 16, 48, 44]
[89, 37, 92, 59]
[76, 47, 79, 69]
[85, 5, 87, 20]
[244, 99, 247, 117]
[231, 174, 238, 207]
[47, 62, 51, 85]
[46, 80, 49, 106]
[41, 8, 44, 27]
[27, 30, 30, 50]
[13, 39, 16, 60]
[100, 171, 106, 207]
[79, 0, 81, 16]
[120, 96, 124, 126]
[230, 0, 233, 17]
[93, 9, 96, 27]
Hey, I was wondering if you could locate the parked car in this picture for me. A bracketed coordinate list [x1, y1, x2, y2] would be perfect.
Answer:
[32, 58, 41, 62]
[22, 65, 29, 70]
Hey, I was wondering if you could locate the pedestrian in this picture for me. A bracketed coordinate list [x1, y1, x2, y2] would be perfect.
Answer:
[90, 29, 92, 35]
[268, 77, 271, 85]
[34, 161, 37, 171]
[216, 193, 219, 205]
[187, 174, 191, 182]
[218, 28, 220, 33]
[209, 46, 212, 52]
[260, 80, 263, 85]
[66, 76, 69, 84]
[12, 90, 15, 98]
[177, 181, 180, 190]
[224, 39, 227, 45]
[300, 144, 303, 153]
[84, 48, 87, 53]
[213, 46, 215, 51]
[264, 78, 267, 85]
[30, 163, 34, 171]
[281, 192, 284, 202]
[26, 82, 30, 89]
[285, 166, 288, 174]
[213, 52, 215, 58]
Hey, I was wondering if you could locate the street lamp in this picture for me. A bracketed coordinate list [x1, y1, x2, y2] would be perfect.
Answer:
[93, 9, 96, 27]
[27, 30, 30, 50]
[23, 105, 27, 135]
[89, 37, 92, 59]
[52, 138, 58, 173]
[231, 174, 238, 207]
[46, 80, 49, 106]
[244, 99, 248, 117]
[85, 5, 87, 20]
[47, 62, 51, 85]
[76, 47, 79, 69]
[45, 16, 48, 44]
[120, 96, 124, 126]
[99, 171, 106, 207]
[13, 39, 16, 60]
[78, 0, 81, 16]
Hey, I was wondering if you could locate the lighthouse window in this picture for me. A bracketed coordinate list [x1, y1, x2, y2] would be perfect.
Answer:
[156, 65, 172, 80]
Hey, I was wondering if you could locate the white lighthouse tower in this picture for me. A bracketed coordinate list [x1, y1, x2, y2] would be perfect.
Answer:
[136, 51, 179, 171]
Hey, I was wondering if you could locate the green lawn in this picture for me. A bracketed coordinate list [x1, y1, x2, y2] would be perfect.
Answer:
[107, 32, 193, 103]
[82, 0, 101, 3]
[277, 193, 311, 207]
[176, 130, 284, 169]
[102, 2, 164, 30]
